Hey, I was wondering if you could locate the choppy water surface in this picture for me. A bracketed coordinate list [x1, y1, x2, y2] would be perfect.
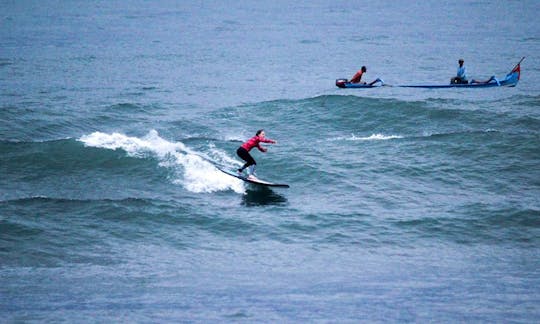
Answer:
[2, 1, 539, 322]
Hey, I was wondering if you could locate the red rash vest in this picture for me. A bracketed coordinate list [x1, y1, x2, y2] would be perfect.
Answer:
[241, 135, 276, 152]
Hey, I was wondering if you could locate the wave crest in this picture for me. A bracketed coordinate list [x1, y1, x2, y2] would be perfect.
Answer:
[79, 130, 244, 193]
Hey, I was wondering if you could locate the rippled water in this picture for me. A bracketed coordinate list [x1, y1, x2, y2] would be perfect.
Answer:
[2, 1, 539, 322]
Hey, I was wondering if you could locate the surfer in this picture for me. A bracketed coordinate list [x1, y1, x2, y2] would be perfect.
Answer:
[237, 129, 277, 179]
[451, 59, 468, 84]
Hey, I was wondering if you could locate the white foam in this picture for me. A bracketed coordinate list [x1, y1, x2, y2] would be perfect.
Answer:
[206, 143, 242, 167]
[351, 133, 403, 141]
[332, 133, 403, 141]
[79, 130, 244, 194]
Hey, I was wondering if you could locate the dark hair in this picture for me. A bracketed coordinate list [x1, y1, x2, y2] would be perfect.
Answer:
[256, 129, 264, 136]
[361, 66, 367, 72]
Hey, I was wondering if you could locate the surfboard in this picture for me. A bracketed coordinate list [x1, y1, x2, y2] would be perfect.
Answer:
[218, 168, 290, 188]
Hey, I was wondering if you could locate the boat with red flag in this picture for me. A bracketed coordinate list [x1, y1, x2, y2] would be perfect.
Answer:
[335, 58, 524, 89]
[397, 57, 524, 89]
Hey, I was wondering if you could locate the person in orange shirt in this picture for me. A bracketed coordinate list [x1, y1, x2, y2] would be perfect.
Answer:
[349, 66, 380, 85]
[349, 66, 367, 83]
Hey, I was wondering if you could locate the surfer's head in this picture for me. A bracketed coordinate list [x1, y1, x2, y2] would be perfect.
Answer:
[256, 129, 265, 137]
[361, 66, 367, 72]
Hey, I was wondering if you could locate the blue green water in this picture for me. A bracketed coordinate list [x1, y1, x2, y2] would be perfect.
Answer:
[2, 1, 540, 322]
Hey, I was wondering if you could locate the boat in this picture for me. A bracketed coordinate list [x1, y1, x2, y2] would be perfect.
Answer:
[398, 57, 524, 89]
[335, 78, 384, 88]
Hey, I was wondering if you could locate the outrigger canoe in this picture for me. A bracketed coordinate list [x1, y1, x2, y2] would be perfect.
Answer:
[335, 78, 384, 88]
[335, 58, 524, 89]
[398, 57, 524, 89]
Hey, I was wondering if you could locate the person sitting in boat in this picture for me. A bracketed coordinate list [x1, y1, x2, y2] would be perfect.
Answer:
[350, 66, 367, 84]
[349, 66, 380, 86]
[450, 59, 468, 84]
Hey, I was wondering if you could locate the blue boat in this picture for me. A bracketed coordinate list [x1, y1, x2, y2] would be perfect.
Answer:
[335, 58, 524, 89]
[335, 78, 385, 88]
[398, 57, 524, 89]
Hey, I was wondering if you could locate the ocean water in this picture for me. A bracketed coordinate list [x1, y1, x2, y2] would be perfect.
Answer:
[1, 1, 540, 322]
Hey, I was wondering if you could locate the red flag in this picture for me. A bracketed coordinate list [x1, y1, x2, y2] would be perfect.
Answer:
[512, 63, 521, 80]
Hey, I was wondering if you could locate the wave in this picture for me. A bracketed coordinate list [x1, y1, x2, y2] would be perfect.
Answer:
[0, 196, 191, 267]
[1, 130, 249, 202]
[326, 128, 516, 144]
[333, 133, 404, 141]
[0, 195, 285, 267]
[393, 207, 540, 246]
[250, 93, 540, 116]
[79, 130, 244, 193]
[1, 137, 153, 176]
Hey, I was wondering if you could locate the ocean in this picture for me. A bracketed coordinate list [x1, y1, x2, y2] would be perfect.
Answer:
[1, 1, 539, 322]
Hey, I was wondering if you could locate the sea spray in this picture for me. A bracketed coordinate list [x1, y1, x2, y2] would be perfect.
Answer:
[80, 130, 244, 193]
[329, 133, 404, 142]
